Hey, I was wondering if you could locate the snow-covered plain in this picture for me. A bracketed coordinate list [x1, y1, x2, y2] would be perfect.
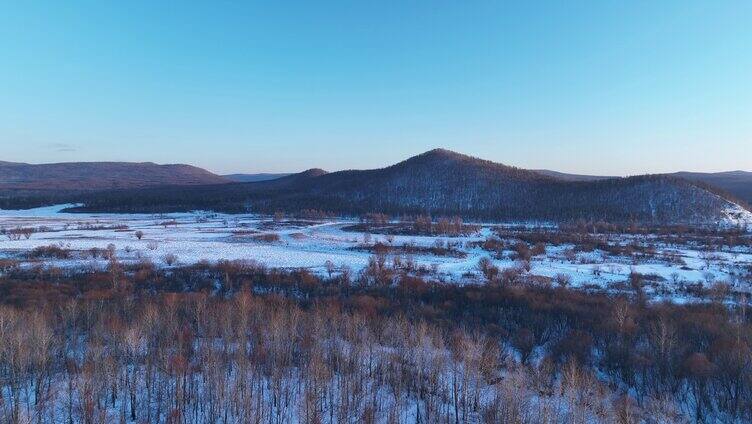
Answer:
[1, 205, 751, 302]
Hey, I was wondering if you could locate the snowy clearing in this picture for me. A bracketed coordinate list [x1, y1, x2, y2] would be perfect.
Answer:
[1, 205, 751, 303]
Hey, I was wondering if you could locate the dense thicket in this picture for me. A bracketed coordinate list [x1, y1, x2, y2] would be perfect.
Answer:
[0, 260, 750, 423]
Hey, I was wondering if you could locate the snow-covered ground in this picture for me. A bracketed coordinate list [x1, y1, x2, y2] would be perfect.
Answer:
[1, 205, 751, 302]
[721, 203, 752, 228]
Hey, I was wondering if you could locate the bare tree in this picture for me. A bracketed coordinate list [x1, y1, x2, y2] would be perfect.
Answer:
[163, 253, 178, 266]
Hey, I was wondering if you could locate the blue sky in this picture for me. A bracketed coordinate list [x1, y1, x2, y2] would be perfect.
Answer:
[1, 1, 750, 175]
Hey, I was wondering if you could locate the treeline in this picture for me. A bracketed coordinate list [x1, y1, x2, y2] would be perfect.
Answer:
[0, 191, 81, 210]
[0, 259, 750, 422]
[344, 214, 478, 237]
[58, 176, 732, 224]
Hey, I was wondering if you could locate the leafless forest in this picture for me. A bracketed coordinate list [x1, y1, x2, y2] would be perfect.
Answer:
[3, 0, 751, 422]
[0, 256, 750, 423]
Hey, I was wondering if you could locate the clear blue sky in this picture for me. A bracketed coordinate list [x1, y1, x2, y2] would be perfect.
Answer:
[1, 1, 750, 175]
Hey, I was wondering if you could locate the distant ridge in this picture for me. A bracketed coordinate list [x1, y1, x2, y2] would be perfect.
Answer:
[533, 169, 752, 205]
[223, 173, 292, 183]
[67, 149, 750, 224]
[0, 161, 229, 191]
[534, 169, 612, 182]
[59, 168, 329, 214]
[669, 171, 752, 206]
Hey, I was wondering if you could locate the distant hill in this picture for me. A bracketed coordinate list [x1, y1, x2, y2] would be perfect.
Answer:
[64, 168, 329, 213]
[534, 169, 752, 206]
[534, 170, 612, 182]
[243, 149, 745, 223]
[668, 171, 752, 206]
[67, 149, 750, 224]
[0, 161, 229, 191]
[223, 173, 292, 183]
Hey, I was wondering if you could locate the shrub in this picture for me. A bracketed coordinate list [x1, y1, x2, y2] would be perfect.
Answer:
[252, 233, 280, 243]
[28, 245, 70, 259]
[163, 253, 178, 266]
[0, 259, 20, 274]
[554, 273, 571, 288]
[477, 257, 499, 283]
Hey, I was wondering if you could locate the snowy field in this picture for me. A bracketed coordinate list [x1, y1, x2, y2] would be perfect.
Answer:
[1, 204, 751, 302]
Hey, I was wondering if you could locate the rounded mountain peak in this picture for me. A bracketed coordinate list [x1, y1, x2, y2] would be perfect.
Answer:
[299, 168, 328, 177]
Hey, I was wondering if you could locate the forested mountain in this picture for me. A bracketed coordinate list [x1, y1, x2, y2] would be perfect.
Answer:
[669, 171, 752, 206]
[62, 168, 329, 213]
[67, 149, 748, 224]
[534, 169, 752, 206]
[0, 160, 229, 191]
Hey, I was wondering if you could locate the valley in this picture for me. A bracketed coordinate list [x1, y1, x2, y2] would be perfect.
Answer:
[2, 204, 750, 305]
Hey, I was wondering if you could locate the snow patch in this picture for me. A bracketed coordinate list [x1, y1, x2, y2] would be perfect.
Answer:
[720, 203, 752, 229]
